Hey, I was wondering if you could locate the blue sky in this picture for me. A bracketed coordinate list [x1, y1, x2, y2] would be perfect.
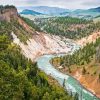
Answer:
[0, 0, 100, 9]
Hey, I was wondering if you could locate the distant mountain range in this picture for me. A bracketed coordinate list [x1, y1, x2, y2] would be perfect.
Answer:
[19, 6, 100, 18]
[70, 7, 100, 18]
[19, 6, 70, 16]
[20, 9, 43, 15]
[89, 7, 100, 12]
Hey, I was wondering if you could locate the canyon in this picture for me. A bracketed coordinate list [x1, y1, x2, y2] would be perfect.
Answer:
[1, 6, 100, 100]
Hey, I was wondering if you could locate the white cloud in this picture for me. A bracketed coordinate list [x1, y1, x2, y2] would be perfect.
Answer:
[0, 0, 100, 9]
[82, 0, 100, 7]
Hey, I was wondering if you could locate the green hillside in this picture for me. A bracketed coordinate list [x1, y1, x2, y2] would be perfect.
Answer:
[52, 37, 100, 76]
[35, 17, 100, 39]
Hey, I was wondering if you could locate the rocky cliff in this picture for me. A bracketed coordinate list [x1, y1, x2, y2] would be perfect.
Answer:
[0, 6, 18, 22]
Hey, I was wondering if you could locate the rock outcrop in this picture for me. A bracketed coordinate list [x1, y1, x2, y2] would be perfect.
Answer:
[0, 6, 18, 22]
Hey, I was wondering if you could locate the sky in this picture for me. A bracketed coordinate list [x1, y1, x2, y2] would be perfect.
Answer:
[0, 0, 100, 9]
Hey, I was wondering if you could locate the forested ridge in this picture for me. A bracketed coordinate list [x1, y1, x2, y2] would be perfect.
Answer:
[52, 37, 100, 76]
[21, 17, 41, 32]
[35, 17, 100, 39]
[0, 19, 41, 43]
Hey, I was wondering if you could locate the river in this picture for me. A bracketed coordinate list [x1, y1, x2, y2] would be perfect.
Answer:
[36, 43, 100, 100]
